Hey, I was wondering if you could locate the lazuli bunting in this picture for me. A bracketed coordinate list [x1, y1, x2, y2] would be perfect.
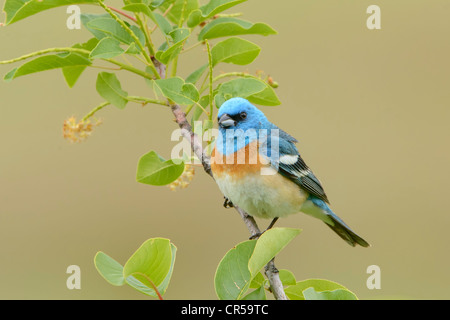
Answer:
[211, 97, 369, 247]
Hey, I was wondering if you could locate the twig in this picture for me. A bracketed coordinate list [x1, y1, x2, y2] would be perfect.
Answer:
[107, 6, 137, 22]
[82, 101, 109, 122]
[265, 259, 288, 300]
[234, 206, 260, 237]
[170, 103, 212, 176]
[0, 47, 91, 64]
[128, 96, 168, 107]
[181, 41, 204, 54]
[0, 47, 155, 81]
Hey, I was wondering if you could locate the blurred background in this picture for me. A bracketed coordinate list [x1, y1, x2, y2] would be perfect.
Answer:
[0, 0, 449, 299]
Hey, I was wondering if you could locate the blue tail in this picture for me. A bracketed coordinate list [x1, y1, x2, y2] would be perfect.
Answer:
[301, 196, 370, 247]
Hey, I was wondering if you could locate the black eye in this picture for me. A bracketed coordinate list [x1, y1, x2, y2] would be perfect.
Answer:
[240, 112, 247, 120]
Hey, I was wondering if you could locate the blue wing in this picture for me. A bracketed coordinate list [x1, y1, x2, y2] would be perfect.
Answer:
[262, 125, 329, 203]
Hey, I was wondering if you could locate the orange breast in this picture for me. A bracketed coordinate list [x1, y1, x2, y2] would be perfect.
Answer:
[211, 140, 266, 179]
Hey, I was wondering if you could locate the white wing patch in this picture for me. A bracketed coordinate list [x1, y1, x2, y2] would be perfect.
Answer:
[279, 154, 298, 165]
[279, 155, 311, 177]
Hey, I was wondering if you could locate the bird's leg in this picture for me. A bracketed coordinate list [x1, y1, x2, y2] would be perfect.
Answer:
[249, 218, 279, 240]
[266, 217, 279, 230]
[223, 196, 234, 208]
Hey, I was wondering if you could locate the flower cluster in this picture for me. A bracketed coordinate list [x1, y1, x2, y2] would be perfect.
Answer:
[256, 70, 278, 88]
[167, 164, 195, 191]
[63, 117, 102, 143]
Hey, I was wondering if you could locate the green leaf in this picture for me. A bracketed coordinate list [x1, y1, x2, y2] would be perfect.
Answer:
[152, 77, 199, 106]
[278, 269, 296, 287]
[284, 278, 357, 300]
[81, 14, 110, 39]
[90, 37, 125, 59]
[122, 3, 153, 18]
[211, 37, 260, 67]
[248, 228, 301, 277]
[3, 68, 17, 82]
[198, 17, 277, 40]
[185, 64, 208, 84]
[96, 72, 129, 110]
[62, 38, 99, 88]
[125, 275, 159, 296]
[152, 12, 173, 35]
[159, 0, 199, 25]
[94, 251, 125, 286]
[4, 52, 91, 81]
[214, 227, 300, 300]
[247, 85, 281, 106]
[150, 0, 166, 9]
[214, 240, 256, 300]
[94, 239, 177, 298]
[187, 0, 247, 27]
[249, 272, 265, 289]
[242, 285, 266, 300]
[136, 151, 185, 186]
[153, 243, 177, 295]
[215, 77, 265, 107]
[155, 28, 191, 64]
[125, 42, 140, 55]
[214, 77, 280, 107]
[125, 243, 177, 297]
[125, 1, 173, 36]
[3, 0, 98, 25]
[123, 238, 174, 291]
[302, 287, 358, 300]
[82, 14, 145, 47]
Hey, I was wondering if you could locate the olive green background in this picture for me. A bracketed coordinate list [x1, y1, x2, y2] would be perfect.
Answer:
[0, 0, 449, 299]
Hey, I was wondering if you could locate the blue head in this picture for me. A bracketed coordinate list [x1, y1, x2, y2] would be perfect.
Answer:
[217, 98, 269, 132]
[216, 98, 272, 155]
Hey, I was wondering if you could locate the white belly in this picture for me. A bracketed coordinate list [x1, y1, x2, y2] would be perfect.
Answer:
[215, 168, 308, 219]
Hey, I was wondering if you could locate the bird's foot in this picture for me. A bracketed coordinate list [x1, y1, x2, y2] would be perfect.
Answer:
[248, 218, 279, 240]
[223, 197, 234, 208]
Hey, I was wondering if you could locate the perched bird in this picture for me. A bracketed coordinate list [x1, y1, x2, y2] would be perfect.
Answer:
[210, 97, 369, 247]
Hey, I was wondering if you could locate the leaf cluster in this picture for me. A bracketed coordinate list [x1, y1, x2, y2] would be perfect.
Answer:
[1, 0, 280, 185]
[94, 238, 176, 299]
[215, 228, 358, 300]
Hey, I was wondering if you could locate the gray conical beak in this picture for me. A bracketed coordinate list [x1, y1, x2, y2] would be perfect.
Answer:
[218, 113, 236, 128]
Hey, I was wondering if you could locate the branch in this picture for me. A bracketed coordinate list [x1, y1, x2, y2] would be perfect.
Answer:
[154, 59, 287, 300]
[265, 259, 288, 300]
[170, 103, 212, 176]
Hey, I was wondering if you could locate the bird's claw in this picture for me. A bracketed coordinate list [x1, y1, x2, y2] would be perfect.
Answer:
[223, 197, 234, 208]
